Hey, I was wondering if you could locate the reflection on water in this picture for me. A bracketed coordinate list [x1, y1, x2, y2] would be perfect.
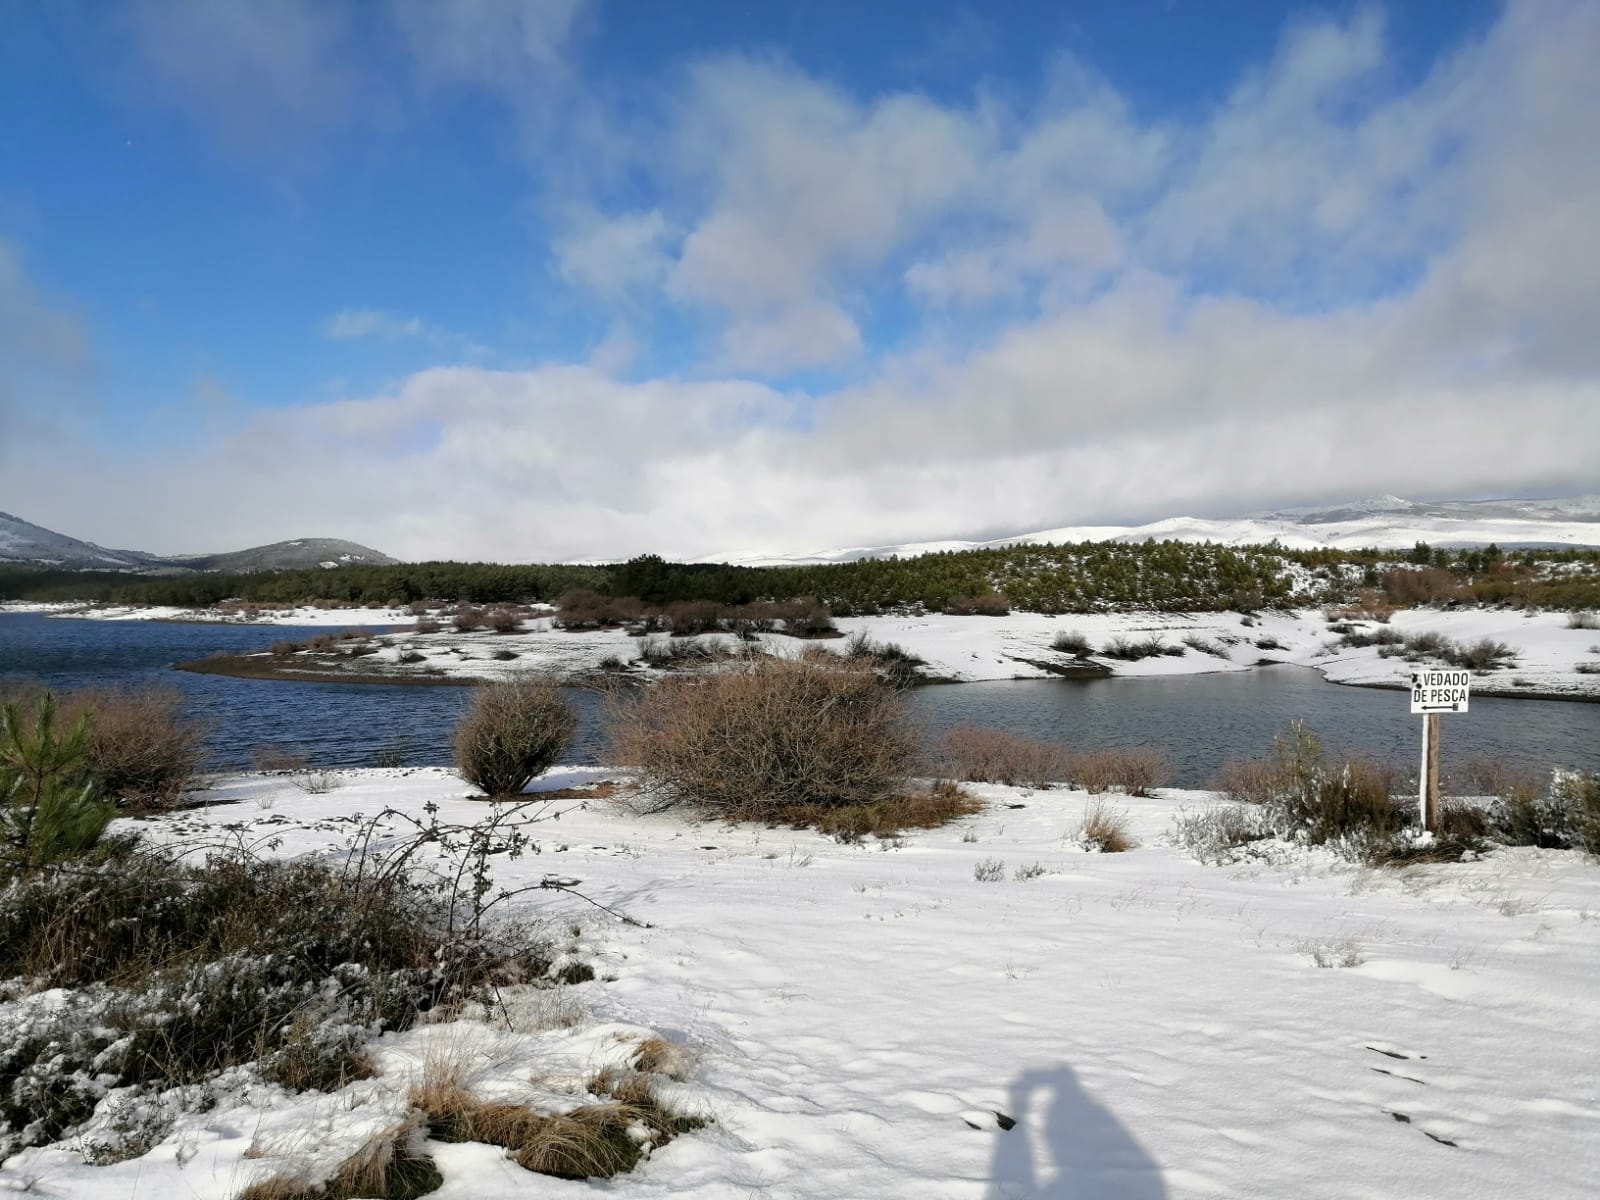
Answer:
[3, 613, 1597, 786]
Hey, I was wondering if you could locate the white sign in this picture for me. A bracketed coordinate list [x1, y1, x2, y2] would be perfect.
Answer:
[1410, 668, 1471, 714]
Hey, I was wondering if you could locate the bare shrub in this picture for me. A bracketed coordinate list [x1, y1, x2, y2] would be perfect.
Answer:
[1452, 637, 1516, 672]
[253, 743, 309, 773]
[1077, 799, 1136, 852]
[1068, 747, 1168, 796]
[938, 724, 1069, 788]
[973, 857, 1005, 882]
[1214, 758, 1285, 807]
[1050, 630, 1092, 657]
[1567, 611, 1599, 630]
[1100, 635, 1167, 661]
[413, 618, 441, 634]
[780, 601, 836, 638]
[1297, 937, 1364, 968]
[269, 640, 300, 657]
[454, 679, 576, 797]
[944, 591, 1011, 616]
[609, 657, 918, 820]
[485, 607, 524, 634]
[1172, 803, 1268, 864]
[57, 687, 206, 809]
[1454, 754, 1540, 802]
[662, 601, 724, 636]
[453, 605, 487, 633]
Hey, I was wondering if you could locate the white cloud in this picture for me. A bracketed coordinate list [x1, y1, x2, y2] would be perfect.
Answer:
[553, 211, 670, 298]
[124, 0, 359, 162]
[18, 2, 1600, 560]
[321, 309, 427, 341]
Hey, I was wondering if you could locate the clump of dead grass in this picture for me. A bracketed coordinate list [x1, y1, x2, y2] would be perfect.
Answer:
[1077, 798, 1137, 853]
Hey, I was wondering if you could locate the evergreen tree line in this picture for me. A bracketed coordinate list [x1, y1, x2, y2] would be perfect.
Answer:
[1, 541, 1597, 614]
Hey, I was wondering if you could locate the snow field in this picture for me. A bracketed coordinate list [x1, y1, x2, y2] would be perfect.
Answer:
[9, 767, 1597, 1198]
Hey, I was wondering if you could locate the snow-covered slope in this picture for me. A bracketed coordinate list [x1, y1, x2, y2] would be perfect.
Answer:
[713, 495, 1600, 565]
[0, 511, 394, 573]
[0, 510, 158, 569]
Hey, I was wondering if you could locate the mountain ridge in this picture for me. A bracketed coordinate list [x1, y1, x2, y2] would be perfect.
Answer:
[0, 512, 395, 573]
[707, 494, 1600, 566]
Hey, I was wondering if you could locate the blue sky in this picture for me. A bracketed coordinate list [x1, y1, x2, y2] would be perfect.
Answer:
[2, 0, 1595, 561]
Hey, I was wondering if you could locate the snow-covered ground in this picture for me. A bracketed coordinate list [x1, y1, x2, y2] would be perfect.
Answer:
[9, 600, 1599, 697]
[9, 768, 1598, 1198]
[166, 608, 1600, 699]
[1, 601, 417, 627]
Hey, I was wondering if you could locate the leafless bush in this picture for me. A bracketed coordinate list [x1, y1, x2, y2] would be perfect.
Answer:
[609, 657, 918, 820]
[937, 724, 1068, 787]
[1214, 758, 1286, 806]
[413, 617, 441, 634]
[943, 591, 1011, 616]
[55, 687, 207, 809]
[1050, 630, 1093, 657]
[269, 640, 300, 657]
[486, 607, 523, 634]
[1567, 611, 1599, 629]
[453, 605, 487, 633]
[253, 743, 309, 773]
[454, 679, 577, 797]
[973, 857, 1006, 882]
[1172, 803, 1268, 864]
[1068, 747, 1168, 796]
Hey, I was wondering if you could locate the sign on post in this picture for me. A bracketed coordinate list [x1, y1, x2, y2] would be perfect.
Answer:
[1409, 669, 1471, 834]
[1410, 668, 1470, 714]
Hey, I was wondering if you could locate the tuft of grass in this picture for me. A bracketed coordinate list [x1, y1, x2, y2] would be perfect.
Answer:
[1077, 799, 1137, 852]
[1298, 937, 1364, 969]
[784, 781, 982, 841]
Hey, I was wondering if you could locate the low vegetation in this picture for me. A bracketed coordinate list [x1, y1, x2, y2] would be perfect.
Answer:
[938, 725, 1069, 788]
[454, 678, 577, 798]
[611, 655, 964, 836]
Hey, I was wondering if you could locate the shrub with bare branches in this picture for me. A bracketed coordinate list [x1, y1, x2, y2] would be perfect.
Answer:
[454, 679, 576, 797]
[57, 687, 207, 809]
[609, 657, 918, 820]
[938, 725, 1068, 788]
[1068, 747, 1168, 796]
[1078, 799, 1137, 852]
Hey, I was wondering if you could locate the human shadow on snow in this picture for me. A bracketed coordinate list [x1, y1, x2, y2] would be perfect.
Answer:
[987, 1065, 1166, 1199]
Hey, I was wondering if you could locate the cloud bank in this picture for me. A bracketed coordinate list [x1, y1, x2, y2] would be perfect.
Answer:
[7, 1, 1598, 561]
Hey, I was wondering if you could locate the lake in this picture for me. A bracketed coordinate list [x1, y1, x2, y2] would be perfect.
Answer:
[2, 612, 1596, 787]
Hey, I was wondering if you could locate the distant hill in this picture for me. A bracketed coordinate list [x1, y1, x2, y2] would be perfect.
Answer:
[0, 511, 395, 573]
[710, 494, 1600, 566]
[0, 511, 159, 570]
[174, 539, 398, 573]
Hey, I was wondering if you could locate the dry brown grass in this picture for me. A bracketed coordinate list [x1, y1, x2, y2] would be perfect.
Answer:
[237, 1115, 441, 1200]
[782, 780, 983, 840]
[609, 656, 919, 820]
[404, 1041, 704, 1183]
[1068, 747, 1168, 796]
[937, 724, 1069, 787]
[1078, 798, 1138, 852]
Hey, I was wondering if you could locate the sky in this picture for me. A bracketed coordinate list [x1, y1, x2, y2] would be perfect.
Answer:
[1, 0, 1597, 563]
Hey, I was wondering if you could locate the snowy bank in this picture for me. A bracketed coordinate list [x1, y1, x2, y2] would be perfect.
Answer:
[6, 767, 1597, 1197]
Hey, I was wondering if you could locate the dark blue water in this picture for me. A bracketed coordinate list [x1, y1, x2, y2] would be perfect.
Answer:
[3, 612, 1596, 786]
[0, 612, 606, 768]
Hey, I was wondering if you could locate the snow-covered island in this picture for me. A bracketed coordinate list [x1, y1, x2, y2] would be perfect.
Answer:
[86, 603, 1598, 702]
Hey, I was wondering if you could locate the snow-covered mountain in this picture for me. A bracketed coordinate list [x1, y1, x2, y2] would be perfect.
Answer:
[0, 511, 395, 572]
[0, 511, 159, 570]
[710, 495, 1600, 566]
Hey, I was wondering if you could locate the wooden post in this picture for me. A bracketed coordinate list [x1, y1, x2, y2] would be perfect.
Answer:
[1420, 712, 1442, 833]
